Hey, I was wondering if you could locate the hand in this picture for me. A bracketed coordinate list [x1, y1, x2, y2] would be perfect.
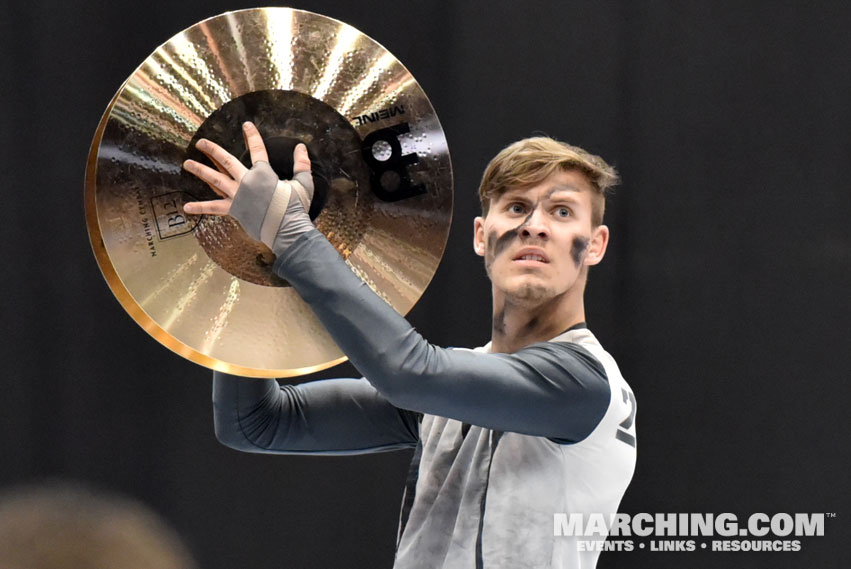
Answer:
[182, 121, 311, 216]
[182, 121, 315, 252]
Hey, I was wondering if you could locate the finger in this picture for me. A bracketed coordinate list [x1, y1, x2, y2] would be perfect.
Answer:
[195, 138, 248, 181]
[293, 143, 311, 175]
[184, 160, 232, 198]
[242, 121, 269, 164]
[194, 168, 229, 199]
[207, 154, 230, 176]
[183, 199, 232, 216]
[183, 159, 239, 198]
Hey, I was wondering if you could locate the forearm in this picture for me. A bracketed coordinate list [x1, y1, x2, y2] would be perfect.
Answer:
[212, 371, 419, 455]
[273, 230, 610, 441]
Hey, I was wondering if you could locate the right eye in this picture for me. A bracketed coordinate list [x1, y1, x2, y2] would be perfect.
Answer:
[508, 203, 526, 214]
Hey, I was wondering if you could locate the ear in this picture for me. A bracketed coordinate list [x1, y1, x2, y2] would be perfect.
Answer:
[473, 216, 486, 257]
[585, 224, 609, 266]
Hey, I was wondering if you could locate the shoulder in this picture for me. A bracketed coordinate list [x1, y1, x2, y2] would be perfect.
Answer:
[518, 340, 607, 378]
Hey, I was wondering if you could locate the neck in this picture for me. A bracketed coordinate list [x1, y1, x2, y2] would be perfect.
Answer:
[489, 288, 586, 353]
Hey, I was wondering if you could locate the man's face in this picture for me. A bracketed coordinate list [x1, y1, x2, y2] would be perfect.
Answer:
[473, 169, 609, 306]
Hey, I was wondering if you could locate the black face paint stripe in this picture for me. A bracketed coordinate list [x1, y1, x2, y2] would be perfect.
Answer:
[486, 232, 497, 255]
[492, 227, 519, 259]
[485, 231, 497, 271]
[493, 308, 506, 335]
[518, 204, 537, 228]
[522, 316, 539, 334]
[570, 236, 589, 266]
[544, 186, 563, 199]
[490, 203, 538, 260]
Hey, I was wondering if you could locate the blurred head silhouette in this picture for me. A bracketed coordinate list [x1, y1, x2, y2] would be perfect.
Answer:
[0, 481, 197, 569]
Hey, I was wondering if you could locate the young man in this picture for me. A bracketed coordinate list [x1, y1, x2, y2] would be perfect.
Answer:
[183, 124, 636, 568]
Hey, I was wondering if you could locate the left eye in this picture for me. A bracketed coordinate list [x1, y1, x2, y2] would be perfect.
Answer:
[555, 207, 571, 218]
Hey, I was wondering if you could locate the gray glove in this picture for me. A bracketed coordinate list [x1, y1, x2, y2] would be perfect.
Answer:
[229, 161, 315, 255]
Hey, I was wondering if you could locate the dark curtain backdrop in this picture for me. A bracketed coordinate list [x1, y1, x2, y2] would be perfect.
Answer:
[1, 1, 849, 567]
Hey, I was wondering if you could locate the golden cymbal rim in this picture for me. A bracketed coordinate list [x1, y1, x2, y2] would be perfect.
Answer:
[85, 8, 453, 378]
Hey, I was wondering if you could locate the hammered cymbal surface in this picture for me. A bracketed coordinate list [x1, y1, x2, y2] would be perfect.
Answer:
[86, 8, 453, 377]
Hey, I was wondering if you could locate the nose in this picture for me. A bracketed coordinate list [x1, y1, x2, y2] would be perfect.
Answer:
[519, 205, 549, 239]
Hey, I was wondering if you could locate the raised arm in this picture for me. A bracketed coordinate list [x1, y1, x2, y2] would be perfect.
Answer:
[213, 373, 419, 455]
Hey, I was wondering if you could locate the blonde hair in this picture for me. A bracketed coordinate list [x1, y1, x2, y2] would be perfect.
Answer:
[478, 137, 619, 226]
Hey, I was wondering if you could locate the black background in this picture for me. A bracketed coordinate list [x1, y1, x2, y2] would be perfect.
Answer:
[1, 1, 849, 567]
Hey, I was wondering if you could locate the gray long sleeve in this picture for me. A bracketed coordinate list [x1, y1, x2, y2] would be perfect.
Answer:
[269, 229, 611, 443]
[213, 373, 420, 454]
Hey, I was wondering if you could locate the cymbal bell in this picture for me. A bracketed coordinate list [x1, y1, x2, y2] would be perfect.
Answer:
[85, 8, 453, 378]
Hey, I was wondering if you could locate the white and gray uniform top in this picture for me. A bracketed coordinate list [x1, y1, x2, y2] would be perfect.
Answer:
[214, 229, 637, 569]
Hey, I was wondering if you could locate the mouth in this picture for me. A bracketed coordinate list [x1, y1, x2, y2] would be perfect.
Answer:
[512, 249, 549, 264]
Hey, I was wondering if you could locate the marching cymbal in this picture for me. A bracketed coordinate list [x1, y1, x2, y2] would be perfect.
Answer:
[85, 8, 453, 378]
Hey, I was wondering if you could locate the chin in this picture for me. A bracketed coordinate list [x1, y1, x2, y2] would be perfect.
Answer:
[505, 282, 557, 306]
